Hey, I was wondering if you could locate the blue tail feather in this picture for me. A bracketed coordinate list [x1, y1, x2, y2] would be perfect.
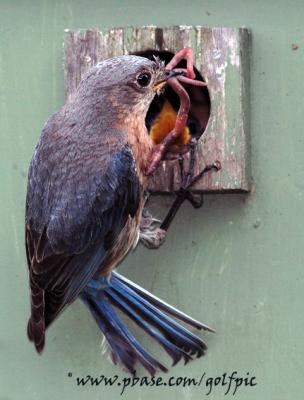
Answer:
[104, 285, 192, 366]
[110, 275, 208, 352]
[94, 292, 168, 374]
[105, 282, 205, 358]
[113, 272, 215, 332]
[81, 273, 212, 374]
[80, 294, 137, 373]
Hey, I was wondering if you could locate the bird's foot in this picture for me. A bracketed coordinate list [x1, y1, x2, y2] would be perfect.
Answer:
[160, 158, 221, 231]
[181, 159, 222, 202]
[139, 209, 166, 249]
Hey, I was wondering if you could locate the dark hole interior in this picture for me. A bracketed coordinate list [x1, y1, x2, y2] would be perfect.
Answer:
[131, 49, 211, 144]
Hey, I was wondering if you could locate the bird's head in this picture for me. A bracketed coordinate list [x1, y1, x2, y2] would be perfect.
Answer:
[75, 55, 179, 120]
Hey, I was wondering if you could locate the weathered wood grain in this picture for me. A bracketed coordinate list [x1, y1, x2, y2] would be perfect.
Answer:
[64, 26, 251, 193]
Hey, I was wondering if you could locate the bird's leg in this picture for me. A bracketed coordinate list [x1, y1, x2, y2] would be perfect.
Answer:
[160, 147, 221, 232]
[176, 139, 219, 210]
[157, 143, 198, 232]
[184, 138, 198, 187]
[180, 138, 205, 209]
[179, 152, 221, 211]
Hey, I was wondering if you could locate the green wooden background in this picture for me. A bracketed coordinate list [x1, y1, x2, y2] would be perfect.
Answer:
[1, 1, 303, 399]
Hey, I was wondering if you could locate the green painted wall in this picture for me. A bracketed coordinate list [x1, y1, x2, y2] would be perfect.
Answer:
[1, 1, 303, 399]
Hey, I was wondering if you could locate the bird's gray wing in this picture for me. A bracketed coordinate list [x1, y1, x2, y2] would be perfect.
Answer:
[26, 136, 141, 337]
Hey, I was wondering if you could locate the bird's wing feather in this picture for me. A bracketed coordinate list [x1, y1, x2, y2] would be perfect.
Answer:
[26, 140, 141, 326]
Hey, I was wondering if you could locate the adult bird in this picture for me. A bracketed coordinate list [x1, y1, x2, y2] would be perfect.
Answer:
[25, 55, 213, 374]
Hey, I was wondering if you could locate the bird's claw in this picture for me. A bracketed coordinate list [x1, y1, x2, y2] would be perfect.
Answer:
[159, 159, 221, 232]
[177, 160, 221, 204]
[139, 209, 166, 249]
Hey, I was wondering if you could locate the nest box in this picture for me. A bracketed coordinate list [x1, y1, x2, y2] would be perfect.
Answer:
[64, 26, 251, 193]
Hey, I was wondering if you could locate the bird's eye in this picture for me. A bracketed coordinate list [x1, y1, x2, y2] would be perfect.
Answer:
[136, 72, 152, 87]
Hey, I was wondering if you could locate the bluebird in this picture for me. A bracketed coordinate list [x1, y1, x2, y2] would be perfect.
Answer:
[25, 54, 214, 374]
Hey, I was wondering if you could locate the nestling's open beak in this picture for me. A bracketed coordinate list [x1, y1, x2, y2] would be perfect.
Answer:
[153, 70, 186, 93]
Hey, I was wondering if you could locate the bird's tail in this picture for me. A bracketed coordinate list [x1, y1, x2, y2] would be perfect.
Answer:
[81, 271, 214, 375]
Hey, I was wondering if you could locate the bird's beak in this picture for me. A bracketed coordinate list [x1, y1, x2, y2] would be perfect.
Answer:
[153, 70, 186, 93]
